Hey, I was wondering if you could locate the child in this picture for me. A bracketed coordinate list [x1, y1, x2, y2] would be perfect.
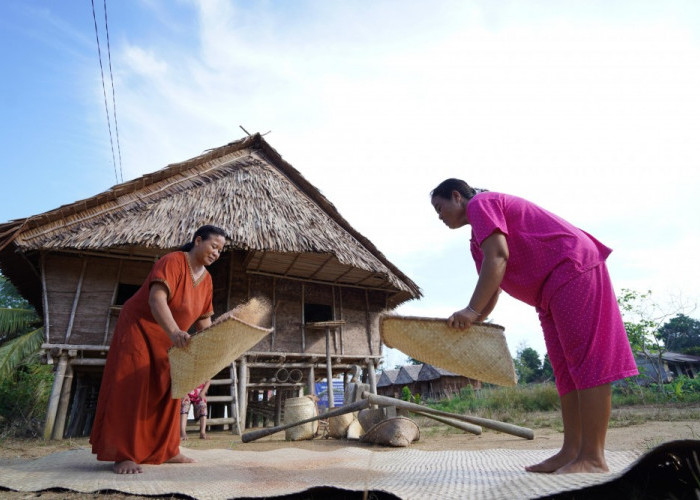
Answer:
[180, 380, 211, 440]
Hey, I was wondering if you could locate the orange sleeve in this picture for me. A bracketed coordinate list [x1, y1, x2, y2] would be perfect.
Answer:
[148, 252, 184, 302]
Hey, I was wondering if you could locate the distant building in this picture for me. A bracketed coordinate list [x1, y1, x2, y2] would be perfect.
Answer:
[634, 351, 700, 384]
[377, 363, 480, 400]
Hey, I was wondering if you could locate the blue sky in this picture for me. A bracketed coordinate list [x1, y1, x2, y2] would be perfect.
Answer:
[2, 1, 699, 368]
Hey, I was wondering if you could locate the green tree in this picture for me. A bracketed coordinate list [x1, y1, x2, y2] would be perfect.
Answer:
[657, 314, 700, 353]
[514, 345, 542, 384]
[0, 274, 44, 380]
[0, 274, 50, 437]
[541, 354, 554, 382]
[617, 289, 677, 390]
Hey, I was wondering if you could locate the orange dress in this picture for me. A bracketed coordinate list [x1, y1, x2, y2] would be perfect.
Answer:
[90, 252, 213, 464]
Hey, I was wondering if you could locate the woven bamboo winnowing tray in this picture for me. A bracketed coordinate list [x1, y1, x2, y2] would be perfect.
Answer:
[380, 316, 517, 386]
[169, 315, 272, 398]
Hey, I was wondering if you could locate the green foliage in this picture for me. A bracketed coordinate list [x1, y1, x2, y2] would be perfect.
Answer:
[0, 328, 44, 380]
[0, 272, 51, 437]
[431, 383, 561, 415]
[0, 275, 31, 309]
[612, 376, 700, 406]
[400, 386, 421, 404]
[658, 314, 700, 352]
[514, 346, 543, 384]
[0, 362, 53, 437]
[541, 354, 553, 382]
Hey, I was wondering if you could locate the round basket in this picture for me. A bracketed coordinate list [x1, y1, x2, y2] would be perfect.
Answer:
[328, 413, 354, 439]
[284, 396, 318, 441]
[380, 315, 517, 386]
[360, 417, 420, 447]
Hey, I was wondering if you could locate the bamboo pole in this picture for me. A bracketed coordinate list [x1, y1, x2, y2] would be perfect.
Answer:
[64, 259, 87, 343]
[52, 362, 74, 440]
[40, 253, 49, 343]
[44, 352, 68, 440]
[238, 356, 248, 430]
[326, 326, 334, 408]
[230, 362, 242, 435]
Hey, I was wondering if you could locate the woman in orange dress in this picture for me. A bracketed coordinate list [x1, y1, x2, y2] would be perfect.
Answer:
[90, 225, 227, 474]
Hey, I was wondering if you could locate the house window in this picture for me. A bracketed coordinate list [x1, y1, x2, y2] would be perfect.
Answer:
[114, 283, 140, 305]
[304, 303, 333, 323]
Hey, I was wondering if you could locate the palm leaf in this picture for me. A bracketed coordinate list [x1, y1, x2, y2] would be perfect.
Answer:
[0, 308, 39, 337]
[0, 327, 44, 381]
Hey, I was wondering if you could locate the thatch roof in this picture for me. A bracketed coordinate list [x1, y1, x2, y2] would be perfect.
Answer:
[376, 369, 400, 388]
[0, 134, 421, 311]
[417, 364, 458, 381]
[394, 364, 423, 385]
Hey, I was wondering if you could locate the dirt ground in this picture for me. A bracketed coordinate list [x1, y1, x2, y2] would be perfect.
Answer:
[1, 406, 699, 499]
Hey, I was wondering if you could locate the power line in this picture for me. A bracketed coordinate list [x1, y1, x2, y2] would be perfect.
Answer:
[91, 0, 120, 184]
[102, 0, 123, 184]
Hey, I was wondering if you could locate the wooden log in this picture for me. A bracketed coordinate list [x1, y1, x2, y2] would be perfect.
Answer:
[44, 353, 68, 440]
[362, 392, 534, 440]
[241, 399, 369, 443]
[413, 410, 482, 435]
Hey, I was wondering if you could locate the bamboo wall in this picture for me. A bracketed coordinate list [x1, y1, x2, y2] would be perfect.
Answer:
[43, 250, 385, 356]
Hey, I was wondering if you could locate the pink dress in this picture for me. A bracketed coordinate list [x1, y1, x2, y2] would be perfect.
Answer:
[467, 192, 638, 395]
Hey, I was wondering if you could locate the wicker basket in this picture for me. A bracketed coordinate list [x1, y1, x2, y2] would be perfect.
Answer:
[381, 315, 517, 387]
[284, 396, 319, 441]
[169, 305, 272, 398]
[360, 417, 420, 447]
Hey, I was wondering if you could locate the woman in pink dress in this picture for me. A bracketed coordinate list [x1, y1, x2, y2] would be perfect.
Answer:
[430, 178, 637, 474]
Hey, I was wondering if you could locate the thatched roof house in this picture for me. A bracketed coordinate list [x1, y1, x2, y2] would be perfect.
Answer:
[378, 363, 480, 400]
[0, 133, 421, 438]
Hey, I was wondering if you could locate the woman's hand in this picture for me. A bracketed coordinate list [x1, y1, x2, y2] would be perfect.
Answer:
[448, 306, 481, 330]
[168, 329, 191, 348]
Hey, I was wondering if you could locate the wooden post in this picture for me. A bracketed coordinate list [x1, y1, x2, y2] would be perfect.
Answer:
[64, 259, 87, 343]
[44, 351, 68, 440]
[326, 326, 334, 408]
[230, 362, 241, 435]
[300, 283, 306, 352]
[274, 389, 282, 426]
[338, 287, 344, 354]
[238, 356, 248, 431]
[364, 289, 373, 355]
[307, 365, 315, 396]
[52, 359, 74, 440]
[40, 253, 49, 343]
[271, 277, 277, 350]
[104, 259, 123, 345]
[367, 358, 377, 395]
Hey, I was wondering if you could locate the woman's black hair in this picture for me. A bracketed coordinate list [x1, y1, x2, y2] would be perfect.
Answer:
[180, 225, 228, 252]
[430, 178, 484, 200]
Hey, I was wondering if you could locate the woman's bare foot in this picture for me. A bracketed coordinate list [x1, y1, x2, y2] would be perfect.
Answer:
[113, 460, 142, 474]
[165, 453, 196, 464]
[199, 434, 209, 440]
[180, 434, 188, 441]
[555, 457, 609, 474]
[525, 450, 577, 473]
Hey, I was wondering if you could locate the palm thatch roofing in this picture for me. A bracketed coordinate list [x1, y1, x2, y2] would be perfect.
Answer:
[0, 133, 421, 312]
[394, 364, 423, 385]
[417, 364, 458, 381]
[376, 368, 400, 388]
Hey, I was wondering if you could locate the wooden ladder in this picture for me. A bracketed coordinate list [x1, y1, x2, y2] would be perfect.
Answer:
[183, 363, 242, 435]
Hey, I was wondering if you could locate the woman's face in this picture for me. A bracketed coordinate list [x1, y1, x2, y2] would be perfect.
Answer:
[431, 191, 468, 229]
[192, 234, 226, 266]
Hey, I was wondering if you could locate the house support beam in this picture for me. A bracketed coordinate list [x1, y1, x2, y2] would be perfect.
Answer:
[238, 356, 248, 430]
[44, 350, 69, 440]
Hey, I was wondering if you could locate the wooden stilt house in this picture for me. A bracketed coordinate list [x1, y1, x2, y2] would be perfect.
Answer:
[0, 133, 421, 439]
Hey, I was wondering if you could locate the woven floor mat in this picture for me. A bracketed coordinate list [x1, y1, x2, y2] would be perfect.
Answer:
[0, 447, 639, 499]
